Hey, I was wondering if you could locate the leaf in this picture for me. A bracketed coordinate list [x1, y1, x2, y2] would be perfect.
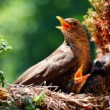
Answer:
[32, 92, 45, 106]
[0, 34, 12, 55]
[0, 100, 19, 110]
[23, 96, 36, 110]
[0, 71, 5, 87]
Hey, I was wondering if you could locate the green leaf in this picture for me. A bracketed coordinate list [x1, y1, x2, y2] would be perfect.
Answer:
[0, 71, 5, 87]
[0, 34, 12, 55]
[32, 92, 45, 106]
[23, 96, 36, 110]
[0, 100, 19, 110]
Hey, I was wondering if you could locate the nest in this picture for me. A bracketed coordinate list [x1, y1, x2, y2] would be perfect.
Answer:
[0, 84, 110, 110]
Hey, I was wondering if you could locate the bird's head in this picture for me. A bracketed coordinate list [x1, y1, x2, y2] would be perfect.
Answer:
[56, 16, 91, 74]
[72, 65, 90, 93]
[56, 16, 87, 43]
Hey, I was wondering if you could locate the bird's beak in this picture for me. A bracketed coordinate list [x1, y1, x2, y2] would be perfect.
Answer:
[56, 16, 71, 30]
[74, 64, 84, 80]
[74, 64, 90, 88]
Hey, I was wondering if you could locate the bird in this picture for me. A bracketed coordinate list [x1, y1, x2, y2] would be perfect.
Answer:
[14, 16, 91, 92]
[67, 64, 90, 93]
[81, 53, 110, 94]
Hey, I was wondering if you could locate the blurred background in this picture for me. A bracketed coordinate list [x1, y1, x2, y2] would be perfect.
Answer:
[0, 0, 92, 83]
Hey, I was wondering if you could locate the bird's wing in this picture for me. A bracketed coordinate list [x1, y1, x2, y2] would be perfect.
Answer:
[14, 43, 76, 85]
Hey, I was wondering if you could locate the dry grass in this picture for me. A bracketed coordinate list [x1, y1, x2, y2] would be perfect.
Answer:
[0, 84, 109, 110]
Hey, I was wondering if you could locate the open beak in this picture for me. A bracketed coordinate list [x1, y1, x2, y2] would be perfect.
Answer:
[56, 16, 71, 30]
[74, 64, 90, 90]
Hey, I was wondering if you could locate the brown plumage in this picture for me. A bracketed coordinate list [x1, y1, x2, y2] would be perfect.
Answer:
[14, 16, 91, 92]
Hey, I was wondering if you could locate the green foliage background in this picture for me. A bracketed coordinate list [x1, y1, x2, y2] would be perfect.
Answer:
[0, 0, 91, 83]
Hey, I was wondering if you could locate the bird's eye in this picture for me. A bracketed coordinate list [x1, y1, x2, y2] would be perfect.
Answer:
[73, 22, 77, 26]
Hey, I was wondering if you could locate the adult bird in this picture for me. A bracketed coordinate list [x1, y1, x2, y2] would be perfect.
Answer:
[14, 16, 91, 92]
